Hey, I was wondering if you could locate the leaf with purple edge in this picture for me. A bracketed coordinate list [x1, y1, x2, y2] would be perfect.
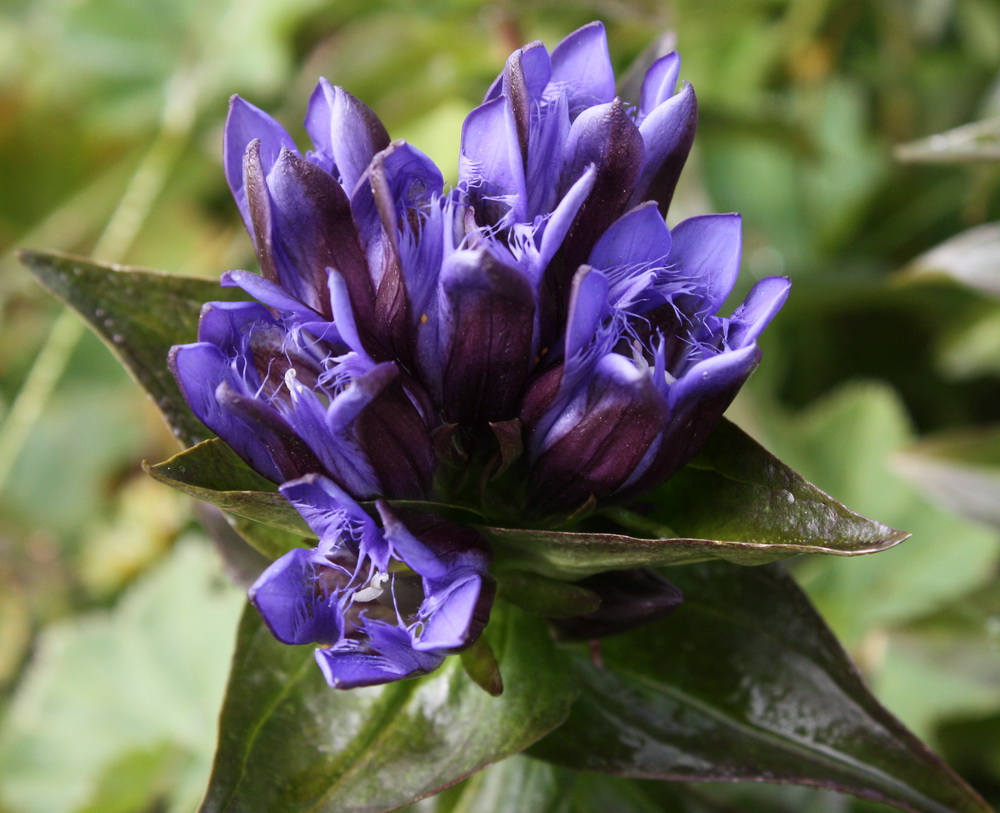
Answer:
[529, 561, 991, 813]
[200, 601, 575, 813]
[399, 755, 733, 813]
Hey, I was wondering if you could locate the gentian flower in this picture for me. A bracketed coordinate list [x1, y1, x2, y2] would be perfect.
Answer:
[169, 21, 789, 689]
[250, 474, 493, 688]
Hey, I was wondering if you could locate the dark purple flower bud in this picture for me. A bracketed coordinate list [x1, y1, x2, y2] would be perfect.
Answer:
[225, 83, 393, 346]
[243, 143, 376, 322]
[558, 98, 645, 269]
[630, 78, 697, 216]
[527, 352, 670, 514]
[354, 372, 436, 500]
[304, 79, 391, 194]
[551, 568, 683, 640]
[437, 248, 537, 424]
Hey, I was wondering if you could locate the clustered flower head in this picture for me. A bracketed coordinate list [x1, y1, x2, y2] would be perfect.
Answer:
[170, 22, 790, 689]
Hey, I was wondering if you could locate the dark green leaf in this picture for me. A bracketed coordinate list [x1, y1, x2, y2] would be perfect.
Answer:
[146, 439, 311, 537]
[529, 562, 989, 813]
[146, 439, 484, 558]
[496, 570, 602, 618]
[17, 249, 249, 446]
[646, 418, 909, 553]
[404, 755, 771, 813]
[485, 420, 907, 579]
[201, 602, 575, 813]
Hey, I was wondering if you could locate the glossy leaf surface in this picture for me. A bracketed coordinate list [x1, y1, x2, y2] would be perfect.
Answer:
[645, 418, 908, 551]
[403, 755, 729, 813]
[529, 562, 989, 813]
[486, 419, 907, 579]
[201, 602, 574, 813]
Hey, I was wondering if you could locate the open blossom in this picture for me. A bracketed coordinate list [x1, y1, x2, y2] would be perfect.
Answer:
[250, 474, 493, 687]
[170, 21, 789, 688]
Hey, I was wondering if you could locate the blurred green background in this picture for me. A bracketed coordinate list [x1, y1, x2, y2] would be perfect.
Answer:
[2, 1, 1000, 810]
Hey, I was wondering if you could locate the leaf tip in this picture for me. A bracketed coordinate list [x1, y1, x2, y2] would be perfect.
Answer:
[881, 528, 912, 550]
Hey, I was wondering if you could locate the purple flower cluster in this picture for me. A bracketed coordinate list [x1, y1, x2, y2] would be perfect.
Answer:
[170, 22, 789, 688]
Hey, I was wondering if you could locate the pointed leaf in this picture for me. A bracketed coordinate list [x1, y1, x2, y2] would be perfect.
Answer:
[146, 439, 311, 538]
[530, 562, 990, 813]
[201, 602, 575, 813]
[486, 419, 906, 578]
[648, 418, 909, 549]
[18, 249, 250, 446]
[147, 439, 485, 554]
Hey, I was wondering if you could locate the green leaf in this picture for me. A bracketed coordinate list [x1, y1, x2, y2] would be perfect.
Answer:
[529, 562, 990, 813]
[17, 249, 249, 446]
[201, 602, 576, 813]
[146, 439, 312, 537]
[485, 419, 907, 579]
[648, 418, 909, 552]
[405, 755, 731, 813]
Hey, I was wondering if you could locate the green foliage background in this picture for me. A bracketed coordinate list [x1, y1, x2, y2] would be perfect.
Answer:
[1, 0, 1000, 810]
